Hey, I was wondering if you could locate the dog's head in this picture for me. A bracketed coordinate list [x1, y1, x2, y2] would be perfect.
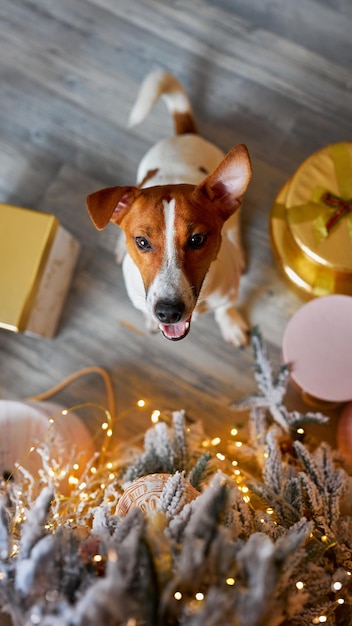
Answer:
[87, 144, 251, 340]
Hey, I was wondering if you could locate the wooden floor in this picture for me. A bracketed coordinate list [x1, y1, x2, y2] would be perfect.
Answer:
[1, 0, 352, 451]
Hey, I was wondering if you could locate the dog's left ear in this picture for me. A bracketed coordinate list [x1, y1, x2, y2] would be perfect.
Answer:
[86, 186, 138, 230]
[196, 144, 252, 221]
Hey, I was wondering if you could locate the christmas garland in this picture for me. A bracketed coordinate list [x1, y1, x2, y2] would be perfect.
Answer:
[0, 329, 351, 626]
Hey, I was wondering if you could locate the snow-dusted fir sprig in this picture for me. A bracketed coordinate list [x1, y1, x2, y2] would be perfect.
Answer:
[77, 508, 157, 626]
[0, 497, 10, 561]
[123, 421, 175, 482]
[233, 327, 329, 432]
[159, 471, 192, 519]
[294, 440, 346, 533]
[248, 428, 306, 527]
[172, 410, 189, 471]
[123, 412, 210, 487]
[188, 452, 211, 490]
[18, 487, 53, 559]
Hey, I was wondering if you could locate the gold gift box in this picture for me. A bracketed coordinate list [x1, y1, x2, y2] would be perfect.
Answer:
[0, 204, 80, 337]
[270, 142, 352, 298]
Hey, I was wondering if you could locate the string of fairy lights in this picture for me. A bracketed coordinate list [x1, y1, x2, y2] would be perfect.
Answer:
[2, 388, 351, 622]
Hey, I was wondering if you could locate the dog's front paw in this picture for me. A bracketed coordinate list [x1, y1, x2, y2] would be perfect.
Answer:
[214, 305, 250, 348]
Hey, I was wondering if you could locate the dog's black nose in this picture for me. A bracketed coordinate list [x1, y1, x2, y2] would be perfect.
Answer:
[155, 299, 185, 324]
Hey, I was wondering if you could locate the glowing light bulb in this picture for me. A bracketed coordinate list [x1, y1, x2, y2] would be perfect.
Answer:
[296, 581, 304, 590]
[137, 399, 145, 408]
[93, 554, 103, 563]
[266, 507, 274, 515]
[211, 437, 221, 446]
[174, 591, 182, 600]
[195, 592, 204, 601]
[226, 577, 235, 586]
[151, 410, 160, 423]
[332, 581, 342, 591]
[230, 428, 238, 436]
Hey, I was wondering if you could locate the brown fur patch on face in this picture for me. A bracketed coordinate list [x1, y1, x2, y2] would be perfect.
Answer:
[118, 185, 225, 297]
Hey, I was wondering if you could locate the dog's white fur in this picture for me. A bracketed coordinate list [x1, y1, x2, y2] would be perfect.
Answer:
[87, 70, 251, 346]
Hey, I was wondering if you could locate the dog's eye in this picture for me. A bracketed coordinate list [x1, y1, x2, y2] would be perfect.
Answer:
[135, 236, 152, 251]
[188, 233, 208, 249]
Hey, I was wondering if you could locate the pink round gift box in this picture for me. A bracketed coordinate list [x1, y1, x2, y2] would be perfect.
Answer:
[282, 295, 352, 404]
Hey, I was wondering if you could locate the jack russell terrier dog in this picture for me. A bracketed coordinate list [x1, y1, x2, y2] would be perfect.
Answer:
[87, 70, 252, 346]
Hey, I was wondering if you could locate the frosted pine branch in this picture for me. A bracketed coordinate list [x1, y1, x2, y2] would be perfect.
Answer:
[160, 471, 190, 518]
[172, 410, 188, 471]
[188, 452, 211, 489]
[19, 487, 53, 559]
[0, 497, 10, 561]
[263, 428, 284, 495]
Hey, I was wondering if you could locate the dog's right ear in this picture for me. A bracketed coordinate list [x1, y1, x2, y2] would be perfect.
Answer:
[86, 186, 138, 230]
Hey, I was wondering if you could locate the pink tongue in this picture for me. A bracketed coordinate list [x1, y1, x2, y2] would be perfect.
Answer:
[160, 321, 189, 340]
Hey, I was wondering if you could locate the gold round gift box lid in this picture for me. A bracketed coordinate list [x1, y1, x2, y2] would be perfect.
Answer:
[286, 142, 352, 271]
[270, 143, 352, 298]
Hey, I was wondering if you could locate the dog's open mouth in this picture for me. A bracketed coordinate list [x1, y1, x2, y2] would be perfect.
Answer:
[159, 318, 191, 341]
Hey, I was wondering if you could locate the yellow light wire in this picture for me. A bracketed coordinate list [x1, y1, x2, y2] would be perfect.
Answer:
[26, 366, 116, 419]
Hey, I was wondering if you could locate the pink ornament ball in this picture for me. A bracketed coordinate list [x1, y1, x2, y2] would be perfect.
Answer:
[0, 400, 96, 494]
[282, 295, 352, 404]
